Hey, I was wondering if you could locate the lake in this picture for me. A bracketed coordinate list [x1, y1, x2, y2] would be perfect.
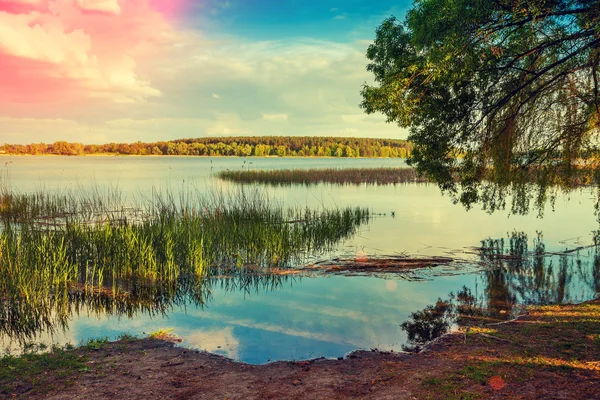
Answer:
[1, 156, 599, 363]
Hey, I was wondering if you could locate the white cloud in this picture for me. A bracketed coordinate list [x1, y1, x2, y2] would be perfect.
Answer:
[197, 311, 368, 347]
[0, 11, 90, 64]
[262, 113, 288, 121]
[1, 21, 408, 142]
[0, 1, 166, 104]
[185, 327, 239, 359]
[95, 56, 161, 102]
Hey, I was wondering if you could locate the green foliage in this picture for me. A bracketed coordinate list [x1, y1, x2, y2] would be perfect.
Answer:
[362, 0, 600, 215]
[0, 136, 412, 158]
[82, 338, 110, 351]
[117, 333, 138, 342]
[0, 185, 370, 342]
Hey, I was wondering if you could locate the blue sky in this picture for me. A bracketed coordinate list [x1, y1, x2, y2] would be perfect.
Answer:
[0, 0, 413, 144]
[193, 0, 409, 41]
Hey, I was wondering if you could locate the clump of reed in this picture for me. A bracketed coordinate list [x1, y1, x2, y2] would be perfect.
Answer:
[0, 185, 369, 342]
[217, 167, 428, 186]
[0, 183, 134, 228]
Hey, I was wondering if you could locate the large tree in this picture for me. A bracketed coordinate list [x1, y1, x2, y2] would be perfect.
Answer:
[362, 0, 600, 215]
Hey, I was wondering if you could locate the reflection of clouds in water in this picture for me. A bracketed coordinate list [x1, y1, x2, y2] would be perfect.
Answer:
[243, 297, 375, 323]
[0, 324, 78, 355]
[72, 312, 154, 332]
[283, 287, 407, 312]
[185, 327, 239, 360]
[196, 311, 367, 348]
[385, 280, 398, 292]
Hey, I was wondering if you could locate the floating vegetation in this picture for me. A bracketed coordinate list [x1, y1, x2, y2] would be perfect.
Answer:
[287, 255, 458, 278]
[217, 167, 428, 186]
[0, 185, 370, 343]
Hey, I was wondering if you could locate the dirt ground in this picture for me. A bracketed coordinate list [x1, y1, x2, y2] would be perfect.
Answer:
[4, 300, 600, 399]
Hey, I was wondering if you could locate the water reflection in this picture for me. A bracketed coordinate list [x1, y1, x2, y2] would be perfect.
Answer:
[400, 298, 454, 352]
[3, 230, 600, 360]
[0, 185, 368, 348]
[0, 271, 296, 348]
[479, 232, 599, 307]
[401, 232, 600, 351]
[2, 156, 598, 258]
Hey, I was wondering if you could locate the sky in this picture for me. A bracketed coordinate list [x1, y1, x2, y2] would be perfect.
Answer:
[0, 0, 412, 144]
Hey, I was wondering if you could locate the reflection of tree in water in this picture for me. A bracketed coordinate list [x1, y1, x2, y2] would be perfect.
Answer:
[401, 232, 600, 351]
[480, 232, 599, 307]
[401, 286, 480, 352]
[0, 271, 295, 347]
[400, 298, 453, 352]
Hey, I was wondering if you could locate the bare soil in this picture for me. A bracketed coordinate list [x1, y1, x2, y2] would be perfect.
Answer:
[3, 300, 599, 399]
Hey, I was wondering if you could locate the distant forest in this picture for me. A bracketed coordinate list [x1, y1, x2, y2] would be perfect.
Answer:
[0, 136, 412, 158]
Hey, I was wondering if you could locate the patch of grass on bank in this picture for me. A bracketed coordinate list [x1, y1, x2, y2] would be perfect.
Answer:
[417, 300, 600, 398]
[0, 344, 87, 397]
[0, 301, 599, 398]
[81, 338, 110, 351]
[218, 167, 428, 186]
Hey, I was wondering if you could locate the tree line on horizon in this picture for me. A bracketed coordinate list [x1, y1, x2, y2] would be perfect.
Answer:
[0, 136, 412, 158]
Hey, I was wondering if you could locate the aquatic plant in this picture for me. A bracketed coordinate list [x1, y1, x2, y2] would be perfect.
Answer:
[0, 185, 369, 343]
[217, 167, 428, 186]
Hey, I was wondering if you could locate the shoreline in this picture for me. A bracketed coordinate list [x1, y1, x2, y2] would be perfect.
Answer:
[3, 299, 599, 399]
[0, 153, 407, 159]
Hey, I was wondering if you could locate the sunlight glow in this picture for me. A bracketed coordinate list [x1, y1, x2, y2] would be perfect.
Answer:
[0, 0, 190, 105]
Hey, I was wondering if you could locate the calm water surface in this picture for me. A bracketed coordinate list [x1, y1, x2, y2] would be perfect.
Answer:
[1, 156, 598, 363]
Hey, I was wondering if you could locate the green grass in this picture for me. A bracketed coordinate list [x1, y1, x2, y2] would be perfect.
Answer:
[420, 374, 481, 400]
[81, 338, 110, 351]
[0, 185, 370, 343]
[457, 363, 495, 384]
[217, 167, 428, 186]
[117, 333, 138, 342]
[0, 344, 87, 397]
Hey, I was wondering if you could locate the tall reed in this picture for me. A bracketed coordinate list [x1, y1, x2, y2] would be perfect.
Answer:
[0, 184, 369, 343]
[217, 167, 428, 186]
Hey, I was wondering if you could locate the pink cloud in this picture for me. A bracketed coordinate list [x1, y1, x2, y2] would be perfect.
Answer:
[149, 0, 189, 19]
[0, 0, 188, 106]
[0, 1, 49, 14]
[77, 0, 121, 15]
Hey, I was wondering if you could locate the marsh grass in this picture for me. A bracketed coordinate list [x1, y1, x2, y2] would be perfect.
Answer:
[0, 184, 369, 342]
[217, 167, 428, 186]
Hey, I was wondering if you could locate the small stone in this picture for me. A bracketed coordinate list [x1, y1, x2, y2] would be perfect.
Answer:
[489, 376, 506, 391]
